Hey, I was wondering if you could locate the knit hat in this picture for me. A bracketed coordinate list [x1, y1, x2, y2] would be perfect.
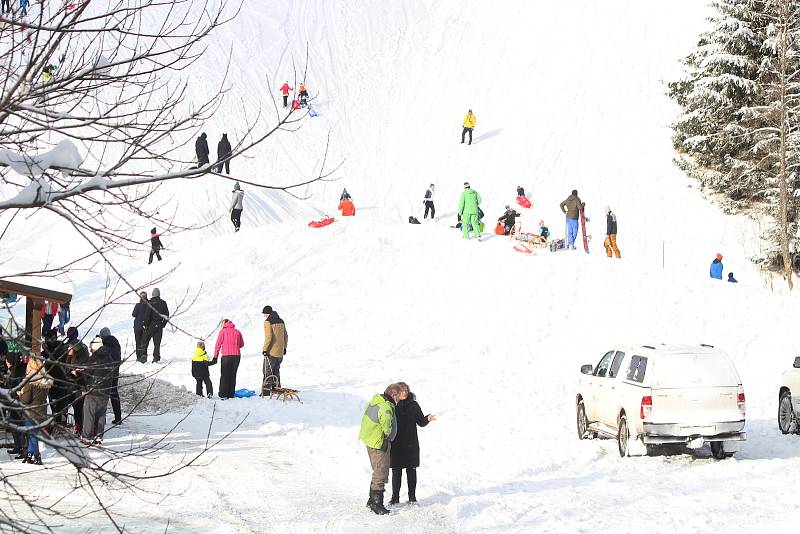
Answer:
[463, 182, 470, 188]
[716, 253, 723, 261]
[152, 288, 160, 298]
[262, 305, 273, 315]
[150, 227, 157, 234]
[89, 336, 103, 353]
[572, 189, 578, 196]
[99, 327, 111, 337]
[66, 326, 79, 341]
[233, 182, 241, 191]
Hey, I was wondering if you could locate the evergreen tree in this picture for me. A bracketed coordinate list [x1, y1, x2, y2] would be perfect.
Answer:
[668, 0, 766, 202]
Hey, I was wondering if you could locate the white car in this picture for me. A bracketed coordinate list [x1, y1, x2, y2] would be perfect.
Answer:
[576, 344, 746, 459]
[778, 356, 800, 434]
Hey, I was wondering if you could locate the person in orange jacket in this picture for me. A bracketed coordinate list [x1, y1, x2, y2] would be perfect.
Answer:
[279, 81, 293, 108]
[298, 83, 309, 107]
[339, 198, 356, 216]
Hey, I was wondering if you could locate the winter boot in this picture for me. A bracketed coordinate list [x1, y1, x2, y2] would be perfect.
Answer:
[389, 494, 399, 505]
[368, 489, 390, 515]
[16, 451, 28, 460]
[408, 490, 417, 503]
[31, 455, 43, 465]
[20, 453, 32, 463]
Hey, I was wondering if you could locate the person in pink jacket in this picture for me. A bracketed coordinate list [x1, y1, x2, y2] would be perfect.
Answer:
[214, 319, 244, 399]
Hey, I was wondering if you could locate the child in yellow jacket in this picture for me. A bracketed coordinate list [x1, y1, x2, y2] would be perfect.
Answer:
[191, 341, 217, 398]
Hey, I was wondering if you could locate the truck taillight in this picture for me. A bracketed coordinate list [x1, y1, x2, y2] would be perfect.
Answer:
[738, 387, 746, 417]
[640, 396, 652, 419]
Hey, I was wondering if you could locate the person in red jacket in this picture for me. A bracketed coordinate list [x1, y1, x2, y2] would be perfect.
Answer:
[279, 81, 293, 108]
[339, 198, 356, 216]
[214, 319, 244, 399]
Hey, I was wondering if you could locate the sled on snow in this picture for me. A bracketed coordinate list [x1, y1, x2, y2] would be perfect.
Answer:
[516, 196, 532, 209]
[512, 232, 548, 254]
[308, 217, 334, 228]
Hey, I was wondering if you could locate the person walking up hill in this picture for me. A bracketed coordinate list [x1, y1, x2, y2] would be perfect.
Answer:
[461, 109, 476, 145]
[458, 182, 482, 240]
[423, 184, 436, 220]
[230, 182, 244, 232]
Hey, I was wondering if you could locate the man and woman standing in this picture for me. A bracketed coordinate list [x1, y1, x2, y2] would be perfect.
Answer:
[359, 382, 436, 514]
[139, 288, 169, 363]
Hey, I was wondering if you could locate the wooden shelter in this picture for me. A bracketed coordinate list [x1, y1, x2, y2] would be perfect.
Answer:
[0, 267, 73, 357]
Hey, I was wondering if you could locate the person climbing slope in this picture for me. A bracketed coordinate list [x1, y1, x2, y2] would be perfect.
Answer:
[230, 182, 244, 232]
[458, 182, 482, 240]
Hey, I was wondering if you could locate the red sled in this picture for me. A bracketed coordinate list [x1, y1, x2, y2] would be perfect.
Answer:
[494, 223, 505, 235]
[516, 196, 532, 209]
[308, 217, 334, 228]
[291, 100, 302, 110]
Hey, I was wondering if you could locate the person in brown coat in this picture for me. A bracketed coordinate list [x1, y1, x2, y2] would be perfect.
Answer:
[261, 305, 288, 395]
[559, 189, 585, 250]
[19, 355, 54, 465]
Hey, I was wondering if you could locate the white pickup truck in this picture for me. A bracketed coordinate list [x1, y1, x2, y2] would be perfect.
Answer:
[778, 356, 800, 434]
[576, 344, 746, 459]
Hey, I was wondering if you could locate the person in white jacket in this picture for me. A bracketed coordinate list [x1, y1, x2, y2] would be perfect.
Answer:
[423, 184, 435, 220]
[230, 182, 244, 232]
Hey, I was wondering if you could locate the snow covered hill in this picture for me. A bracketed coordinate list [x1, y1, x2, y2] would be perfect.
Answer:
[6, 1, 800, 533]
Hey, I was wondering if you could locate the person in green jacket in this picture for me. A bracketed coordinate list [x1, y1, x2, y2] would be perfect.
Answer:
[359, 383, 405, 515]
[458, 182, 482, 239]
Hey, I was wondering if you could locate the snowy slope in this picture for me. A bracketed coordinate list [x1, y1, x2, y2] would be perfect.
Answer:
[6, 1, 800, 533]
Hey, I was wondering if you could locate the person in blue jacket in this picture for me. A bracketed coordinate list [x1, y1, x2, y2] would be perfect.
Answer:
[710, 253, 724, 280]
[728, 272, 738, 283]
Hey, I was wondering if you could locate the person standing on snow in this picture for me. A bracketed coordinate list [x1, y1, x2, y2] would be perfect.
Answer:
[298, 83, 309, 107]
[559, 189, 584, 250]
[230, 182, 244, 232]
[423, 184, 436, 220]
[195, 132, 210, 167]
[1, 0, 10, 15]
[389, 382, 436, 505]
[216, 134, 232, 174]
[261, 305, 288, 396]
[340, 188, 352, 201]
[279, 81, 293, 108]
[213, 319, 244, 400]
[99, 327, 123, 425]
[18, 355, 53, 464]
[148, 227, 163, 264]
[710, 254, 724, 280]
[132, 291, 147, 360]
[461, 109, 476, 145]
[458, 182, 482, 239]
[141, 288, 169, 363]
[360, 383, 405, 515]
[603, 206, 621, 258]
[81, 336, 113, 446]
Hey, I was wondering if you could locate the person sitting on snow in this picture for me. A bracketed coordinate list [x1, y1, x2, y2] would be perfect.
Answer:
[538, 220, 550, 239]
[497, 206, 521, 235]
[728, 272, 738, 283]
[339, 197, 356, 216]
[517, 186, 525, 198]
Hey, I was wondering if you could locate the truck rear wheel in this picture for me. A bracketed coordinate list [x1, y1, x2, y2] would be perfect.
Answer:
[710, 441, 733, 460]
[617, 414, 629, 457]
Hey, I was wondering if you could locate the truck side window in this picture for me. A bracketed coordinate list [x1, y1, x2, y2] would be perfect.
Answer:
[626, 355, 648, 383]
[609, 351, 625, 378]
[594, 351, 615, 378]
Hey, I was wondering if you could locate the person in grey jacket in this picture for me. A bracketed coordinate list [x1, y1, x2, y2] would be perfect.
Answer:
[230, 182, 244, 232]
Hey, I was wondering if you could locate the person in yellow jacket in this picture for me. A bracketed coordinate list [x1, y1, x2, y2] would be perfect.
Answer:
[359, 383, 406, 515]
[191, 341, 217, 398]
[461, 109, 476, 145]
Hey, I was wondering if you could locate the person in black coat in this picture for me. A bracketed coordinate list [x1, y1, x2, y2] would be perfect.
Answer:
[142, 288, 170, 363]
[195, 132, 210, 167]
[99, 327, 123, 424]
[216, 134, 232, 174]
[389, 382, 436, 505]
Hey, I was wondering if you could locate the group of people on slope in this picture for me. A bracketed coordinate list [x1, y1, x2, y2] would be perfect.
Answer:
[190, 305, 288, 399]
[710, 253, 737, 283]
[559, 189, 621, 257]
[1, 325, 124, 465]
[194, 132, 233, 174]
[279, 81, 310, 109]
[359, 382, 436, 514]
